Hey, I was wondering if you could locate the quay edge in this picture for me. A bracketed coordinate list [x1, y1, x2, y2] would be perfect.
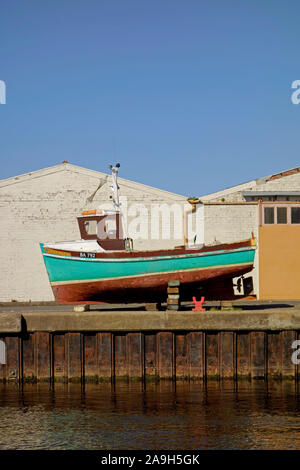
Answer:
[0, 313, 21, 333]
[15, 309, 300, 332]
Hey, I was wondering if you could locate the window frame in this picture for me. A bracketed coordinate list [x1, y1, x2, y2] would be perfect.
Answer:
[261, 204, 300, 225]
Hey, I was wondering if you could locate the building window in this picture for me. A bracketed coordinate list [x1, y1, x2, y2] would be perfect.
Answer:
[261, 204, 300, 226]
[277, 207, 287, 224]
[264, 207, 274, 224]
[291, 207, 300, 224]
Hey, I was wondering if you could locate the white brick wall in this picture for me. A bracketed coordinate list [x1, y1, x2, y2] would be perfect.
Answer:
[204, 204, 258, 244]
[0, 164, 189, 301]
[202, 171, 300, 203]
[255, 172, 300, 191]
[204, 204, 259, 295]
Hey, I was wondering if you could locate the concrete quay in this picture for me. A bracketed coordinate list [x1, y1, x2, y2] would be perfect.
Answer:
[0, 305, 299, 382]
[0, 308, 300, 333]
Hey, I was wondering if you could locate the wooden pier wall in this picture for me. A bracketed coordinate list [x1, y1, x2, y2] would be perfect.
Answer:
[0, 311, 300, 382]
[0, 310, 299, 382]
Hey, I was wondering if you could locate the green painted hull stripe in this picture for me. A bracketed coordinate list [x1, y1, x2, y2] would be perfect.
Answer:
[51, 261, 253, 286]
[41, 244, 255, 283]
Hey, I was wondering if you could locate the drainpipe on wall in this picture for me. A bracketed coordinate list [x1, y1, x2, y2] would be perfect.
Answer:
[183, 198, 201, 246]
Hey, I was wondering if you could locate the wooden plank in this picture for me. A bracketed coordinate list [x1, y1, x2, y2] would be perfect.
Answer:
[187, 332, 204, 379]
[22, 333, 35, 382]
[167, 287, 179, 294]
[206, 333, 219, 378]
[53, 334, 66, 382]
[166, 304, 179, 311]
[220, 332, 235, 379]
[97, 332, 112, 380]
[250, 332, 266, 379]
[84, 333, 98, 382]
[167, 298, 179, 305]
[175, 334, 188, 379]
[237, 333, 250, 377]
[145, 303, 160, 311]
[66, 333, 82, 382]
[157, 332, 173, 379]
[127, 333, 143, 379]
[144, 333, 157, 379]
[5, 336, 20, 382]
[114, 334, 127, 378]
[35, 332, 51, 381]
[267, 332, 282, 378]
[281, 331, 296, 379]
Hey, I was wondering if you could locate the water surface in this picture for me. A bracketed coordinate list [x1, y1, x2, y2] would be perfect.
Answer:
[0, 381, 299, 450]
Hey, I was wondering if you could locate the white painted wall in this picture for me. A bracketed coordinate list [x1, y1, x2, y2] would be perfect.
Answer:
[201, 171, 300, 203]
[203, 203, 259, 296]
[204, 204, 258, 244]
[0, 164, 193, 301]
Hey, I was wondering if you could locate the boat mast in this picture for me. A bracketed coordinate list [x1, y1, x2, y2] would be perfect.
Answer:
[108, 163, 128, 239]
[108, 163, 120, 210]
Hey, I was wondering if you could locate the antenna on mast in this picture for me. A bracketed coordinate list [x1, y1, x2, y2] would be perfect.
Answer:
[108, 163, 121, 210]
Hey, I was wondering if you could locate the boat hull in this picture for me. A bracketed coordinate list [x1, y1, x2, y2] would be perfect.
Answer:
[40, 242, 256, 303]
[52, 263, 254, 303]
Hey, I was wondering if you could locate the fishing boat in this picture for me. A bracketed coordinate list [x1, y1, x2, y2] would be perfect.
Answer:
[40, 164, 256, 304]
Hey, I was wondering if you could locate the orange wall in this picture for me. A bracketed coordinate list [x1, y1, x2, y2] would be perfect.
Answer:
[259, 225, 300, 299]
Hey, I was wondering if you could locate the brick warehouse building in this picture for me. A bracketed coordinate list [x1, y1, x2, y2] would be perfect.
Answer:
[1, 163, 300, 301]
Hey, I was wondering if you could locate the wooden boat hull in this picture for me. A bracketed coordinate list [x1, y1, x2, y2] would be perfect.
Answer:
[40, 240, 256, 304]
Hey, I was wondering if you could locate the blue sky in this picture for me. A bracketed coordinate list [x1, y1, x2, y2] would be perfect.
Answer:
[1, 0, 300, 196]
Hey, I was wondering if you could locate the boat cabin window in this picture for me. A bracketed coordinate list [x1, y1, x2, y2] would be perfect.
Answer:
[77, 214, 126, 250]
[97, 216, 118, 239]
[84, 220, 97, 235]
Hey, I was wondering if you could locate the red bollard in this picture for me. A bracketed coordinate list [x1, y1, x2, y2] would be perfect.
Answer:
[191, 296, 206, 311]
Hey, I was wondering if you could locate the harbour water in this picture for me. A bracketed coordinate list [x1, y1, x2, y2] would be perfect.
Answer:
[0, 380, 299, 450]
